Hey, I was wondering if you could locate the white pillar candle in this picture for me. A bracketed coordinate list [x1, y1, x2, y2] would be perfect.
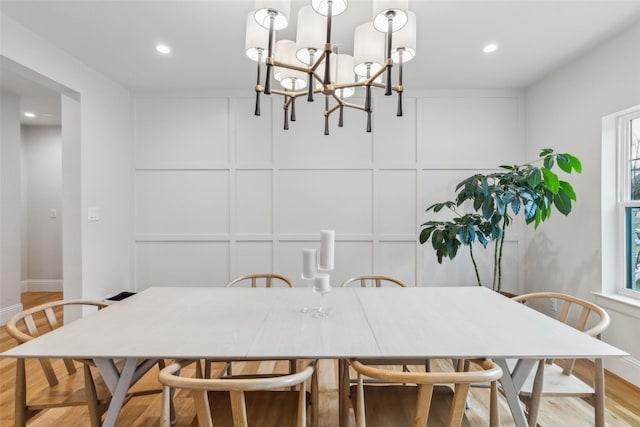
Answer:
[319, 230, 335, 270]
[302, 248, 317, 279]
[313, 273, 331, 293]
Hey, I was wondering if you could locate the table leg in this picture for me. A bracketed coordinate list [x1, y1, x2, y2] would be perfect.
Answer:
[594, 358, 605, 427]
[339, 359, 349, 427]
[15, 358, 27, 427]
[94, 358, 139, 427]
[494, 358, 536, 427]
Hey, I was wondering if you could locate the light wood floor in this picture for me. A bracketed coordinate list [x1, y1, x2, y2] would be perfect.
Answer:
[1, 292, 639, 426]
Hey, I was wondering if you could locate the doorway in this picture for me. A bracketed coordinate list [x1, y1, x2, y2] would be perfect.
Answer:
[0, 56, 81, 322]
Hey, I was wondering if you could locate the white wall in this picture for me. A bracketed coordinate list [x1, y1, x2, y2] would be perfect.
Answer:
[0, 14, 133, 312]
[21, 125, 63, 290]
[133, 90, 524, 292]
[524, 22, 640, 385]
[0, 90, 23, 323]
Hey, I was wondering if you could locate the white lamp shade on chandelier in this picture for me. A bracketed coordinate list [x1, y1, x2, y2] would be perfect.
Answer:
[246, 0, 416, 134]
[392, 10, 416, 63]
[353, 23, 385, 78]
[245, 11, 269, 62]
[296, 6, 325, 64]
[254, 0, 291, 30]
[274, 40, 308, 90]
[311, 0, 349, 16]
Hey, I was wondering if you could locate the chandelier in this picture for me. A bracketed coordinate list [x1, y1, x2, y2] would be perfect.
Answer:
[245, 0, 416, 135]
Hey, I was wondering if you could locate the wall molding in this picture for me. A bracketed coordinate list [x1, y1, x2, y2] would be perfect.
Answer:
[21, 279, 63, 292]
[606, 356, 640, 388]
[132, 92, 525, 289]
[0, 303, 23, 325]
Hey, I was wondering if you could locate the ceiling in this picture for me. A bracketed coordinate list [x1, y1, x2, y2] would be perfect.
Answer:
[2, 0, 640, 125]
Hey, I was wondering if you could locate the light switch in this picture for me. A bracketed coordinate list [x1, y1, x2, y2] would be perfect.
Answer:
[88, 207, 100, 221]
[49, 209, 57, 218]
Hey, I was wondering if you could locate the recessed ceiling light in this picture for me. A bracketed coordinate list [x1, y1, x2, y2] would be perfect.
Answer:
[483, 43, 498, 54]
[24, 112, 36, 118]
[156, 44, 171, 54]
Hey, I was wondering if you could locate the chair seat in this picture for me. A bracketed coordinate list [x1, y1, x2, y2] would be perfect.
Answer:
[26, 375, 111, 409]
[519, 362, 594, 398]
[349, 384, 472, 427]
[207, 390, 306, 427]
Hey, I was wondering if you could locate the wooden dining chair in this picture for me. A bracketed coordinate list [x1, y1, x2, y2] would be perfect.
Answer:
[159, 359, 318, 427]
[344, 358, 502, 427]
[6, 300, 112, 427]
[226, 273, 293, 288]
[7, 299, 168, 427]
[340, 275, 407, 288]
[338, 274, 421, 426]
[511, 292, 611, 427]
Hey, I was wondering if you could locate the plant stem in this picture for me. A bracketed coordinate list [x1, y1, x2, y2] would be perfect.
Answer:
[492, 234, 499, 291]
[496, 216, 507, 293]
[469, 243, 482, 287]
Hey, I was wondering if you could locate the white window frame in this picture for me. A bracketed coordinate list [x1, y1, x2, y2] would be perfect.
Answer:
[618, 109, 640, 299]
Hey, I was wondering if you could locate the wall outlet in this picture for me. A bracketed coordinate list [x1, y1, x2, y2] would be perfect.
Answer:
[49, 208, 57, 218]
[550, 299, 558, 313]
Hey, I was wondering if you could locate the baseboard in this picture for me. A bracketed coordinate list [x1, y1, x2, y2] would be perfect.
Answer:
[21, 279, 63, 292]
[0, 303, 24, 326]
[605, 356, 640, 389]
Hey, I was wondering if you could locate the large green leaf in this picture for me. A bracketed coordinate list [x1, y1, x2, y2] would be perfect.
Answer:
[566, 154, 582, 173]
[419, 227, 434, 244]
[526, 168, 542, 188]
[557, 154, 572, 173]
[541, 168, 560, 194]
[554, 188, 572, 215]
[482, 196, 494, 219]
[558, 181, 576, 201]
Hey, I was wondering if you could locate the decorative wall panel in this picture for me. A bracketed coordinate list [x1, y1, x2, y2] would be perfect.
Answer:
[133, 91, 523, 290]
[135, 242, 229, 289]
[136, 97, 229, 168]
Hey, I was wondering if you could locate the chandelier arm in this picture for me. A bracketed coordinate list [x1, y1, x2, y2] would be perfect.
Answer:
[365, 84, 372, 133]
[364, 85, 371, 112]
[322, 0, 334, 86]
[324, 95, 330, 136]
[364, 59, 392, 86]
[385, 12, 395, 96]
[264, 14, 276, 95]
[270, 89, 307, 98]
[307, 50, 315, 102]
[369, 82, 402, 92]
[283, 96, 289, 130]
[272, 59, 310, 74]
[310, 51, 327, 73]
[338, 102, 366, 112]
[397, 51, 404, 117]
[333, 81, 367, 90]
[291, 97, 296, 121]
[254, 50, 263, 116]
[325, 103, 341, 116]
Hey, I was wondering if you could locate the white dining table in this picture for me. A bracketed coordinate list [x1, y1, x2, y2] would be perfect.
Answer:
[2, 286, 628, 427]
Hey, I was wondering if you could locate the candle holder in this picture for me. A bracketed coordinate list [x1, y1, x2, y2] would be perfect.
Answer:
[312, 273, 332, 319]
[301, 230, 336, 317]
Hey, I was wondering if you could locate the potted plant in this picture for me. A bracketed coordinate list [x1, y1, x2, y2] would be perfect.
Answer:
[419, 149, 582, 293]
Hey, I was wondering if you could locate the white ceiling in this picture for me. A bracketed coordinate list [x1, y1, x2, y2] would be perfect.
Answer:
[2, 0, 640, 124]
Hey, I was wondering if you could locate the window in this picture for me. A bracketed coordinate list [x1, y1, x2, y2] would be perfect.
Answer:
[620, 111, 640, 298]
